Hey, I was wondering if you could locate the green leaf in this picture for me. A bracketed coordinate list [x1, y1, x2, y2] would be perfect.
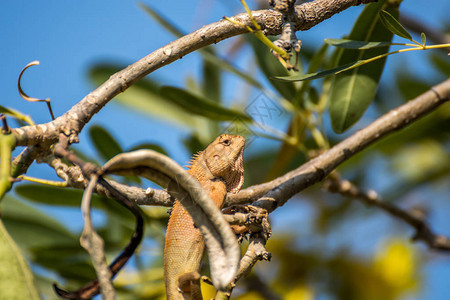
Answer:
[16, 184, 95, 207]
[379, 10, 412, 41]
[274, 60, 367, 82]
[396, 73, 430, 101]
[1, 196, 75, 249]
[420, 32, 426, 45]
[0, 218, 41, 300]
[248, 35, 298, 100]
[160, 86, 252, 121]
[202, 47, 222, 102]
[292, 43, 329, 106]
[139, 2, 184, 38]
[429, 53, 450, 77]
[325, 38, 392, 49]
[89, 64, 198, 127]
[129, 143, 168, 156]
[89, 125, 123, 161]
[0, 132, 15, 200]
[0, 106, 33, 125]
[15, 184, 133, 221]
[328, 1, 397, 133]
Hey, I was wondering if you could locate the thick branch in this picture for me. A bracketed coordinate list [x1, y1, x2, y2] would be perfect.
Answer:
[12, 0, 374, 147]
[227, 79, 450, 209]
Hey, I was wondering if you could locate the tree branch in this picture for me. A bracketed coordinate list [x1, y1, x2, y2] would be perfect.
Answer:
[323, 172, 450, 251]
[11, 0, 375, 147]
[227, 79, 450, 209]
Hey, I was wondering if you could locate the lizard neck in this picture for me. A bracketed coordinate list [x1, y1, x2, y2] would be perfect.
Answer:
[188, 152, 215, 183]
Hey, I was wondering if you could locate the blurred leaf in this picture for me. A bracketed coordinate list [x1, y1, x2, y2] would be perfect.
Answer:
[1, 196, 75, 249]
[89, 64, 198, 128]
[325, 39, 392, 49]
[202, 47, 222, 102]
[248, 35, 298, 100]
[379, 10, 413, 41]
[292, 43, 329, 106]
[430, 52, 450, 77]
[16, 184, 92, 207]
[391, 139, 448, 182]
[139, 2, 184, 38]
[0, 218, 41, 300]
[396, 74, 430, 101]
[0, 106, 34, 125]
[89, 125, 123, 161]
[129, 143, 168, 155]
[244, 149, 279, 186]
[183, 134, 205, 155]
[328, 1, 397, 133]
[160, 86, 251, 121]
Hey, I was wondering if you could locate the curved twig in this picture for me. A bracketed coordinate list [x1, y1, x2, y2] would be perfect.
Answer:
[101, 149, 240, 290]
[17, 61, 55, 121]
[53, 134, 144, 299]
[79, 174, 115, 299]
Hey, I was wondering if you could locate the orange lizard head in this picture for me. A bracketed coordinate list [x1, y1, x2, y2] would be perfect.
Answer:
[190, 134, 245, 194]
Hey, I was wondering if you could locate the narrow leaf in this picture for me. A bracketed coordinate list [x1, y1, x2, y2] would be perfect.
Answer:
[292, 43, 329, 106]
[89, 64, 198, 127]
[1, 196, 75, 249]
[139, 2, 183, 38]
[89, 125, 123, 161]
[325, 38, 392, 49]
[248, 35, 297, 100]
[430, 53, 450, 77]
[16, 184, 98, 207]
[379, 10, 412, 41]
[160, 86, 252, 121]
[129, 143, 168, 155]
[274, 60, 367, 81]
[396, 74, 430, 101]
[0, 106, 33, 125]
[328, 1, 398, 133]
[202, 47, 222, 102]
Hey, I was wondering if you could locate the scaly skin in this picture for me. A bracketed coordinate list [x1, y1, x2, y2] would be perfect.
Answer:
[164, 134, 245, 300]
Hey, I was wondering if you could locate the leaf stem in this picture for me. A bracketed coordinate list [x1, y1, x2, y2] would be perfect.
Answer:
[17, 175, 68, 187]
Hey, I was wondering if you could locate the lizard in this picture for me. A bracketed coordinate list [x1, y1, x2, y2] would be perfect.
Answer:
[164, 134, 245, 300]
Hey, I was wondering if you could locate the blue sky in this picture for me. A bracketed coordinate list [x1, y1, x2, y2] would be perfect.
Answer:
[2, 1, 449, 299]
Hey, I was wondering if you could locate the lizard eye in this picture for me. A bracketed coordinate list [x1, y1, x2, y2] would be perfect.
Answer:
[222, 139, 231, 146]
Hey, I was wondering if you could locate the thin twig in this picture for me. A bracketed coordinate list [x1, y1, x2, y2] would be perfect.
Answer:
[0, 114, 10, 134]
[80, 174, 115, 300]
[17, 61, 55, 121]
[323, 173, 450, 251]
[53, 134, 145, 299]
